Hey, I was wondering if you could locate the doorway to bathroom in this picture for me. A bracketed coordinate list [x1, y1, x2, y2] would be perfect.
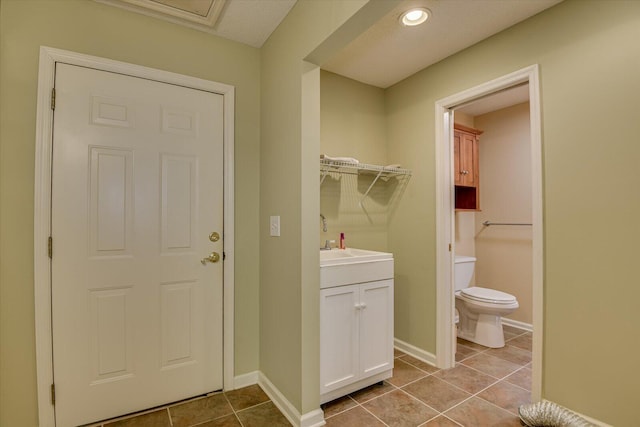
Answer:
[434, 65, 543, 400]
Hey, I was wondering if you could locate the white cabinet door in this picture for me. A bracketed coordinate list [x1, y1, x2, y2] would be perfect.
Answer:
[359, 280, 394, 377]
[320, 280, 394, 396]
[320, 284, 359, 394]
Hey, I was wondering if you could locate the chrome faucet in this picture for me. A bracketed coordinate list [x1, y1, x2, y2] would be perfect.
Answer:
[320, 213, 327, 232]
[321, 239, 335, 251]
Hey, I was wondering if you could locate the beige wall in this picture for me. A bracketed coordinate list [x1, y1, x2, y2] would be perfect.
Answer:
[386, 1, 640, 424]
[454, 211, 476, 273]
[320, 71, 390, 251]
[0, 1, 261, 425]
[453, 111, 474, 128]
[474, 102, 532, 325]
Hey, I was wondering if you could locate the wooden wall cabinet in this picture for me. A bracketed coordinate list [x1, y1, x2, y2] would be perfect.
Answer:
[454, 124, 483, 210]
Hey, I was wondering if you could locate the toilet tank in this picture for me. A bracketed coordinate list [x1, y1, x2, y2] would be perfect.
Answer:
[454, 256, 476, 291]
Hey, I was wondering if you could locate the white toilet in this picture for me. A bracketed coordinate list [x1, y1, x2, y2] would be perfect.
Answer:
[454, 255, 518, 348]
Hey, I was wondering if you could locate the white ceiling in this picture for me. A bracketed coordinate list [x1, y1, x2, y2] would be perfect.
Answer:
[456, 83, 530, 116]
[98, 0, 297, 48]
[322, 0, 563, 88]
[99, 0, 561, 93]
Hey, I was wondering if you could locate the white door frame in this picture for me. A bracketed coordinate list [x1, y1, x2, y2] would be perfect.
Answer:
[434, 65, 543, 400]
[34, 46, 235, 427]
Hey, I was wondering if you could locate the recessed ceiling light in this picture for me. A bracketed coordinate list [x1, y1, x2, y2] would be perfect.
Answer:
[400, 8, 430, 27]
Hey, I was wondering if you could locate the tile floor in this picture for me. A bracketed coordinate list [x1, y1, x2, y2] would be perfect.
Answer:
[88, 326, 531, 427]
[322, 325, 532, 426]
[86, 384, 290, 427]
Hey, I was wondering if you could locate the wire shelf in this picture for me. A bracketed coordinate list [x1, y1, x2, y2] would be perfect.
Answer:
[320, 159, 411, 177]
[320, 159, 412, 203]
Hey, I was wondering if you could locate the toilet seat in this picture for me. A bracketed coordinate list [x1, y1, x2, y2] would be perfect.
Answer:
[460, 286, 516, 305]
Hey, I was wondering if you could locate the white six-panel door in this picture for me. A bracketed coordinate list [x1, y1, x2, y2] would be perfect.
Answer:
[51, 63, 224, 426]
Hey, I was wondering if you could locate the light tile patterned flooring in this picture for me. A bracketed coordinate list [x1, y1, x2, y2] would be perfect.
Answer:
[89, 326, 531, 427]
[322, 325, 532, 426]
[86, 384, 290, 427]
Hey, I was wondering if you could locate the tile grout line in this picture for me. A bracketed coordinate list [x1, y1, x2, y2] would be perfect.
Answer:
[436, 360, 532, 418]
[457, 360, 511, 381]
[166, 407, 173, 427]
[327, 342, 531, 426]
[325, 394, 362, 419]
[400, 337, 532, 423]
[459, 355, 526, 379]
[358, 372, 462, 427]
[473, 392, 524, 417]
[358, 402, 392, 427]
[324, 386, 395, 420]
[398, 358, 443, 376]
[418, 413, 465, 427]
[394, 372, 432, 389]
[396, 385, 445, 416]
[222, 392, 245, 427]
[501, 367, 533, 393]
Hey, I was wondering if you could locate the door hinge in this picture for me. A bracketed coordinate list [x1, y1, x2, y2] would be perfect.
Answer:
[48, 236, 53, 259]
[50, 383, 56, 405]
[448, 243, 452, 252]
[51, 88, 56, 110]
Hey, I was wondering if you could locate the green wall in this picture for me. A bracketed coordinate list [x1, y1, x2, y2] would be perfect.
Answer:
[386, 1, 640, 424]
[259, 0, 374, 414]
[0, 1, 261, 425]
[5, 0, 638, 425]
[320, 70, 390, 252]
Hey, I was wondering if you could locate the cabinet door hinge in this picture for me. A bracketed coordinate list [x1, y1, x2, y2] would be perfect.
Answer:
[51, 88, 56, 110]
[50, 383, 56, 405]
[48, 236, 53, 259]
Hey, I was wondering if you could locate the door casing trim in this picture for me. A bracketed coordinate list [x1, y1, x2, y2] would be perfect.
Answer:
[34, 46, 235, 426]
[434, 64, 543, 400]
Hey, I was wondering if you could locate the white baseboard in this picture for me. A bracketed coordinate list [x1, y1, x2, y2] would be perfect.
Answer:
[394, 338, 437, 366]
[258, 372, 326, 427]
[300, 408, 326, 427]
[502, 318, 533, 332]
[542, 400, 612, 427]
[233, 371, 259, 390]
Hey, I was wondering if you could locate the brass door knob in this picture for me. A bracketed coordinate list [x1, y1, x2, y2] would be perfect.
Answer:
[201, 252, 220, 264]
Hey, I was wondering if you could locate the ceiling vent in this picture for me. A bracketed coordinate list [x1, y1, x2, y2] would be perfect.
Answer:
[97, 0, 226, 30]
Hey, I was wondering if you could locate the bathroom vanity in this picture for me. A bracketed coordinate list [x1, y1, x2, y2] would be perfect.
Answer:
[319, 248, 394, 404]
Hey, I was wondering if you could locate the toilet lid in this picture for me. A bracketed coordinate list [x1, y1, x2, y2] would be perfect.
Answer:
[460, 286, 517, 304]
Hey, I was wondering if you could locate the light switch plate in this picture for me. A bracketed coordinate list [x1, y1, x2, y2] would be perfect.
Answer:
[270, 215, 280, 237]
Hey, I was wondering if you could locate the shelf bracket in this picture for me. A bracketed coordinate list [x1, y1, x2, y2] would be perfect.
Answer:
[320, 169, 329, 185]
[359, 170, 385, 206]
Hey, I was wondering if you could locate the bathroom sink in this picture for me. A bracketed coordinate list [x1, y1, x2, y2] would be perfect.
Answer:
[319, 250, 355, 261]
[320, 248, 393, 288]
[320, 248, 392, 266]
